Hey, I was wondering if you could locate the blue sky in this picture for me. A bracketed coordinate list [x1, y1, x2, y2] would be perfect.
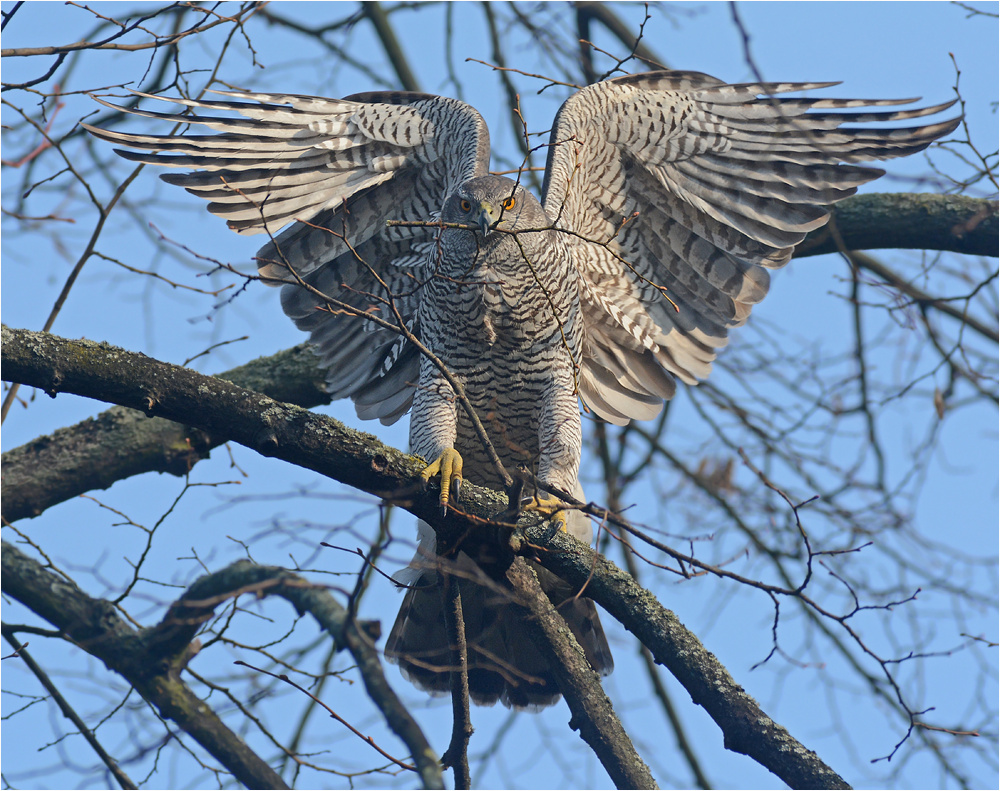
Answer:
[2, 2, 997, 789]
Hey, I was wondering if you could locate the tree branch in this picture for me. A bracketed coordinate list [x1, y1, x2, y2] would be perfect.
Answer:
[439, 573, 472, 789]
[1, 325, 506, 529]
[2, 325, 852, 788]
[1, 627, 137, 790]
[152, 560, 444, 790]
[845, 249, 997, 344]
[1, 344, 330, 522]
[521, 525, 852, 790]
[1, 540, 290, 790]
[796, 193, 997, 259]
[574, 1, 667, 74]
[362, 1, 421, 92]
[505, 557, 658, 789]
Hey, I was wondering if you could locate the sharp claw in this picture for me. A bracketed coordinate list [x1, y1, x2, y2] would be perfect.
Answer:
[420, 448, 464, 513]
[523, 493, 569, 531]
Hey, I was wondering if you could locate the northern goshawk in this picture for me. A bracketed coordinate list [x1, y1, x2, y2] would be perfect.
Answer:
[86, 70, 957, 708]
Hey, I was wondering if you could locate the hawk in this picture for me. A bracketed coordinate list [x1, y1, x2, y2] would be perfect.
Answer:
[86, 70, 957, 708]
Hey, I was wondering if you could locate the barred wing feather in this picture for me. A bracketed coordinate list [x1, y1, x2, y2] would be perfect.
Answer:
[541, 70, 958, 425]
[85, 90, 491, 422]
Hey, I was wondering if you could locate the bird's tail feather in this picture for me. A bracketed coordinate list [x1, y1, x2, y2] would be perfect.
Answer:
[385, 553, 613, 710]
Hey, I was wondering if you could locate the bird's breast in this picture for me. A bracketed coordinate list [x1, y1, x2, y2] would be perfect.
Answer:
[429, 268, 548, 348]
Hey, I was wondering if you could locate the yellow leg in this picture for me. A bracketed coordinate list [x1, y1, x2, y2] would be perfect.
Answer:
[420, 447, 464, 513]
[523, 492, 568, 532]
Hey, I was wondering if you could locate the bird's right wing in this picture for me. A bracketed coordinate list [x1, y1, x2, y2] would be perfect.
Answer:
[84, 89, 492, 423]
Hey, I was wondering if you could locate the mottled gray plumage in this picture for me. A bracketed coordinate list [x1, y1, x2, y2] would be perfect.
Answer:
[86, 70, 957, 708]
[383, 176, 609, 707]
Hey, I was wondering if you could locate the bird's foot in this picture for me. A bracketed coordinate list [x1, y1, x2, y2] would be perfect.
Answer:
[420, 448, 464, 514]
[523, 492, 568, 532]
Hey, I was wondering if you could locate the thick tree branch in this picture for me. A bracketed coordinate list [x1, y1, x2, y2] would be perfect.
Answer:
[1, 344, 330, 523]
[0, 326, 507, 528]
[521, 526, 852, 790]
[2, 325, 851, 788]
[1, 326, 648, 785]
[505, 557, 658, 790]
[796, 193, 997, 259]
[1, 541, 290, 790]
[151, 560, 444, 790]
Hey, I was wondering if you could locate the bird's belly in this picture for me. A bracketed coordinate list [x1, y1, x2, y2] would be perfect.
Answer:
[429, 297, 558, 485]
[453, 368, 542, 485]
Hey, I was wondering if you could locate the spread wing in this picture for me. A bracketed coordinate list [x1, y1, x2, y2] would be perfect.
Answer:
[84, 89, 491, 423]
[540, 70, 959, 425]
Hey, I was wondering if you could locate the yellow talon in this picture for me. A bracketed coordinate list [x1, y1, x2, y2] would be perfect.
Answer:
[523, 492, 568, 532]
[420, 448, 464, 513]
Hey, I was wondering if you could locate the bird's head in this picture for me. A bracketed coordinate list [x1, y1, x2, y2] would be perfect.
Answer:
[443, 175, 547, 236]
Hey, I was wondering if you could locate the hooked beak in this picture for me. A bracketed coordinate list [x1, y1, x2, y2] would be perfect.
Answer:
[477, 201, 499, 236]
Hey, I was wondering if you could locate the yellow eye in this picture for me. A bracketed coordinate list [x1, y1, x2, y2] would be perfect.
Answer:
[460, 199, 472, 212]
[502, 196, 516, 211]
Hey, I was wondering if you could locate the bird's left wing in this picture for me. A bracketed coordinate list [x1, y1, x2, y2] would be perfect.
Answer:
[85, 89, 491, 423]
[540, 70, 958, 425]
